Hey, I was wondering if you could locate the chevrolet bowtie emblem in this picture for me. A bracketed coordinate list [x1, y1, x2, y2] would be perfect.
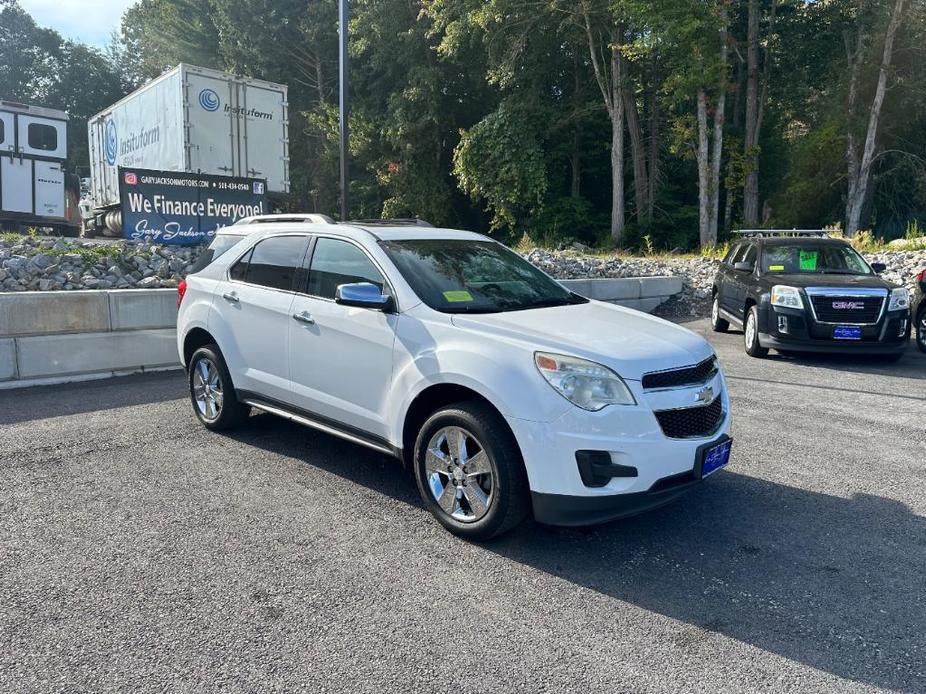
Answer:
[695, 386, 715, 404]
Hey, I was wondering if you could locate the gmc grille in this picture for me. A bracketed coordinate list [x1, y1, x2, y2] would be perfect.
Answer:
[655, 397, 724, 439]
[642, 356, 717, 390]
[809, 295, 884, 324]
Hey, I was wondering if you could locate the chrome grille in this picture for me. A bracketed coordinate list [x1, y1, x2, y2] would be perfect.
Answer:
[805, 287, 887, 325]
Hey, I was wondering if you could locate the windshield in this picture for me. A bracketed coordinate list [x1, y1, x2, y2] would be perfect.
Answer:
[188, 234, 245, 274]
[380, 239, 587, 313]
[761, 244, 873, 275]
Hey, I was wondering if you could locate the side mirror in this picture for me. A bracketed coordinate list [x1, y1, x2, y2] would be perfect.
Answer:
[733, 262, 754, 273]
[871, 262, 887, 274]
[335, 282, 394, 311]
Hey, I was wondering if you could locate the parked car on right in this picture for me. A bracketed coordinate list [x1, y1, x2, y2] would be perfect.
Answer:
[913, 268, 926, 352]
[711, 230, 910, 361]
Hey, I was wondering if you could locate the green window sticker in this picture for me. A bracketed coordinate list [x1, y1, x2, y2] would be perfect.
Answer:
[443, 290, 473, 303]
[769, 264, 785, 271]
[799, 250, 818, 271]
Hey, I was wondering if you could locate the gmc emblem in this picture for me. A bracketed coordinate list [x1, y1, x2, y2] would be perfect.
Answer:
[832, 301, 864, 310]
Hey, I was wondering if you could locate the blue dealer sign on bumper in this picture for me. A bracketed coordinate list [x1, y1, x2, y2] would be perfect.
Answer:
[119, 167, 267, 245]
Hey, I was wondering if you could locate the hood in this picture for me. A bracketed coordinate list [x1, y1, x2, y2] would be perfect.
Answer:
[766, 273, 895, 291]
[450, 301, 713, 381]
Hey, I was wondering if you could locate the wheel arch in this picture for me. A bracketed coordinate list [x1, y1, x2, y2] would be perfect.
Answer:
[182, 327, 218, 368]
[400, 383, 521, 470]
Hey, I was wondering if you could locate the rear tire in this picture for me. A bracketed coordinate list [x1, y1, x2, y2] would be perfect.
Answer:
[710, 294, 729, 333]
[188, 345, 251, 430]
[413, 401, 530, 540]
[744, 305, 769, 358]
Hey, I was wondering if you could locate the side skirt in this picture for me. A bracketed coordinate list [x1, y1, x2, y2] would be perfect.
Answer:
[237, 390, 402, 460]
[719, 307, 744, 328]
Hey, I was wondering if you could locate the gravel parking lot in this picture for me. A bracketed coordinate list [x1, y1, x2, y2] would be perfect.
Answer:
[1, 319, 924, 693]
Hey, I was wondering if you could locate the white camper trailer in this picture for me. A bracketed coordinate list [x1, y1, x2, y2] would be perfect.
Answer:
[85, 64, 289, 237]
[0, 100, 75, 235]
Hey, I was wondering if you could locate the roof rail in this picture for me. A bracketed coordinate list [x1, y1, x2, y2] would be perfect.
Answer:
[348, 218, 433, 227]
[733, 229, 831, 238]
[234, 213, 336, 225]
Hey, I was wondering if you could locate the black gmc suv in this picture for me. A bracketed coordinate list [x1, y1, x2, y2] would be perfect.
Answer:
[710, 232, 911, 361]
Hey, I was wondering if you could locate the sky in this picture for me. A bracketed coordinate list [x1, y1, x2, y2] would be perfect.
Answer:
[18, 0, 137, 48]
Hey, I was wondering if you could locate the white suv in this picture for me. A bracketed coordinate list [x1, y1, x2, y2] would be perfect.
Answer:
[177, 217, 732, 539]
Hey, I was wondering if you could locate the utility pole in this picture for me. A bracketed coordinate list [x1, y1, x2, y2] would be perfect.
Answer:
[338, 0, 349, 221]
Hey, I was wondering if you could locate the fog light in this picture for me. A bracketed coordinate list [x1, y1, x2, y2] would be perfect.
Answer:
[899, 319, 907, 337]
[778, 315, 789, 334]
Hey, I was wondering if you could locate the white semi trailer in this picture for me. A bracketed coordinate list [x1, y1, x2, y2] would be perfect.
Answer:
[85, 63, 289, 237]
[0, 100, 76, 235]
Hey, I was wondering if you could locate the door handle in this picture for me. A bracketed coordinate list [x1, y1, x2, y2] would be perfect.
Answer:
[293, 311, 315, 325]
[222, 292, 239, 303]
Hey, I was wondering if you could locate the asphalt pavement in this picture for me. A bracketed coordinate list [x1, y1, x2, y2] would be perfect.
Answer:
[1, 319, 924, 693]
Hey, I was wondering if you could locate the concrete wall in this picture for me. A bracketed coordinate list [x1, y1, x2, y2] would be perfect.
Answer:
[0, 277, 683, 388]
[0, 289, 179, 388]
[560, 276, 683, 313]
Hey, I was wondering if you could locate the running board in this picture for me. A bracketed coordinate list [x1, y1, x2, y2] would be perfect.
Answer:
[719, 308, 743, 327]
[241, 397, 397, 457]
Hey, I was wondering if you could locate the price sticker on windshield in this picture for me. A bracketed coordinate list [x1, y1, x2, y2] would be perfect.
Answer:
[799, 250, 818, 271]
[443, 290, 473, 303]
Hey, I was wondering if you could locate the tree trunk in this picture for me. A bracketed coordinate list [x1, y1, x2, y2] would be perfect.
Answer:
[623, 78, 649, 223]
[846, 0, 908, 236]
[696, 89, 712, 247]
[646, 55, 660, 221]
[743, 0, 760, 226]
[610, 43, 625, 244]
[581, 5, 625, 244]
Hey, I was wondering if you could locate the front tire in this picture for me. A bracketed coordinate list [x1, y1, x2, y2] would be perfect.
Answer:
[917, 309, 926, 354]
[188, 345, 251, 430]
[710, 294, 729, 333]
[744, 305, 769, 358]
[413, 401, 530, 540]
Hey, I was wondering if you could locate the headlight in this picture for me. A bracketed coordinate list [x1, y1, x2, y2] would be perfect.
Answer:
[534, 352, 636, 411]
[770, 285, 804, 310]
[888, 288, 910, 312]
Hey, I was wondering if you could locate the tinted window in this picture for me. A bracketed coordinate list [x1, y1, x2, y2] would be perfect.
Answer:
[723, 244, 741, 265]
[741, 244, 758, 268]
[761, 244, 872, 275]
[230, 248, 252, 281]
[244, 236, 307, 290]
[28, 123, 57, 151]
[188, 234, 245, 274]
[0, 119, 4, 145]
[381, 239, 587, 314]
[307, 238, 386, 299]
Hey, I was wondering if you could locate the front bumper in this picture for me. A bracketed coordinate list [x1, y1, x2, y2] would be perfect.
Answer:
[505, 371, 732, 526]
[758, 303, 909, 354]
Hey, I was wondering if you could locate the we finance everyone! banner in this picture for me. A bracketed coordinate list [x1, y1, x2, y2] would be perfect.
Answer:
[119, 167, 267, 245]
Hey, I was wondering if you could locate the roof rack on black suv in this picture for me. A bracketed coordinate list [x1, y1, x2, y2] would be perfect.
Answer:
[733, 229, 830, 238]
[235, 214, 337, 225]
[350, 218, 433, 227]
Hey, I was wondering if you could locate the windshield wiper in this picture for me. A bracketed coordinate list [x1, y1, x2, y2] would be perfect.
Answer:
[818, 270, 859, 275]
[502, 296, 586, 312]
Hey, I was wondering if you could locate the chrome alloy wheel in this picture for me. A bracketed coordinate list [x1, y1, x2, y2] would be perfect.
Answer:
[192, 358, 224, 421]
[918, 313, 926, 348]
[745, 310, 757, 347]
[711, 296, 720, 325]
[425, 426, 494, 523]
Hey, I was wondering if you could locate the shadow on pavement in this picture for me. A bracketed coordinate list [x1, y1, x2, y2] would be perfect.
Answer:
[229, 413, 925, 692]
[0, 370, 185, 425]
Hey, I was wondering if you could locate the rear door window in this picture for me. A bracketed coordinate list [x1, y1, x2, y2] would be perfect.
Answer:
[243, 235, 309, 291]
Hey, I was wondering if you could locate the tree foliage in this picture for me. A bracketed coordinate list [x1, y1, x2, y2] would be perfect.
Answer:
[3, 0, 925, 248]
